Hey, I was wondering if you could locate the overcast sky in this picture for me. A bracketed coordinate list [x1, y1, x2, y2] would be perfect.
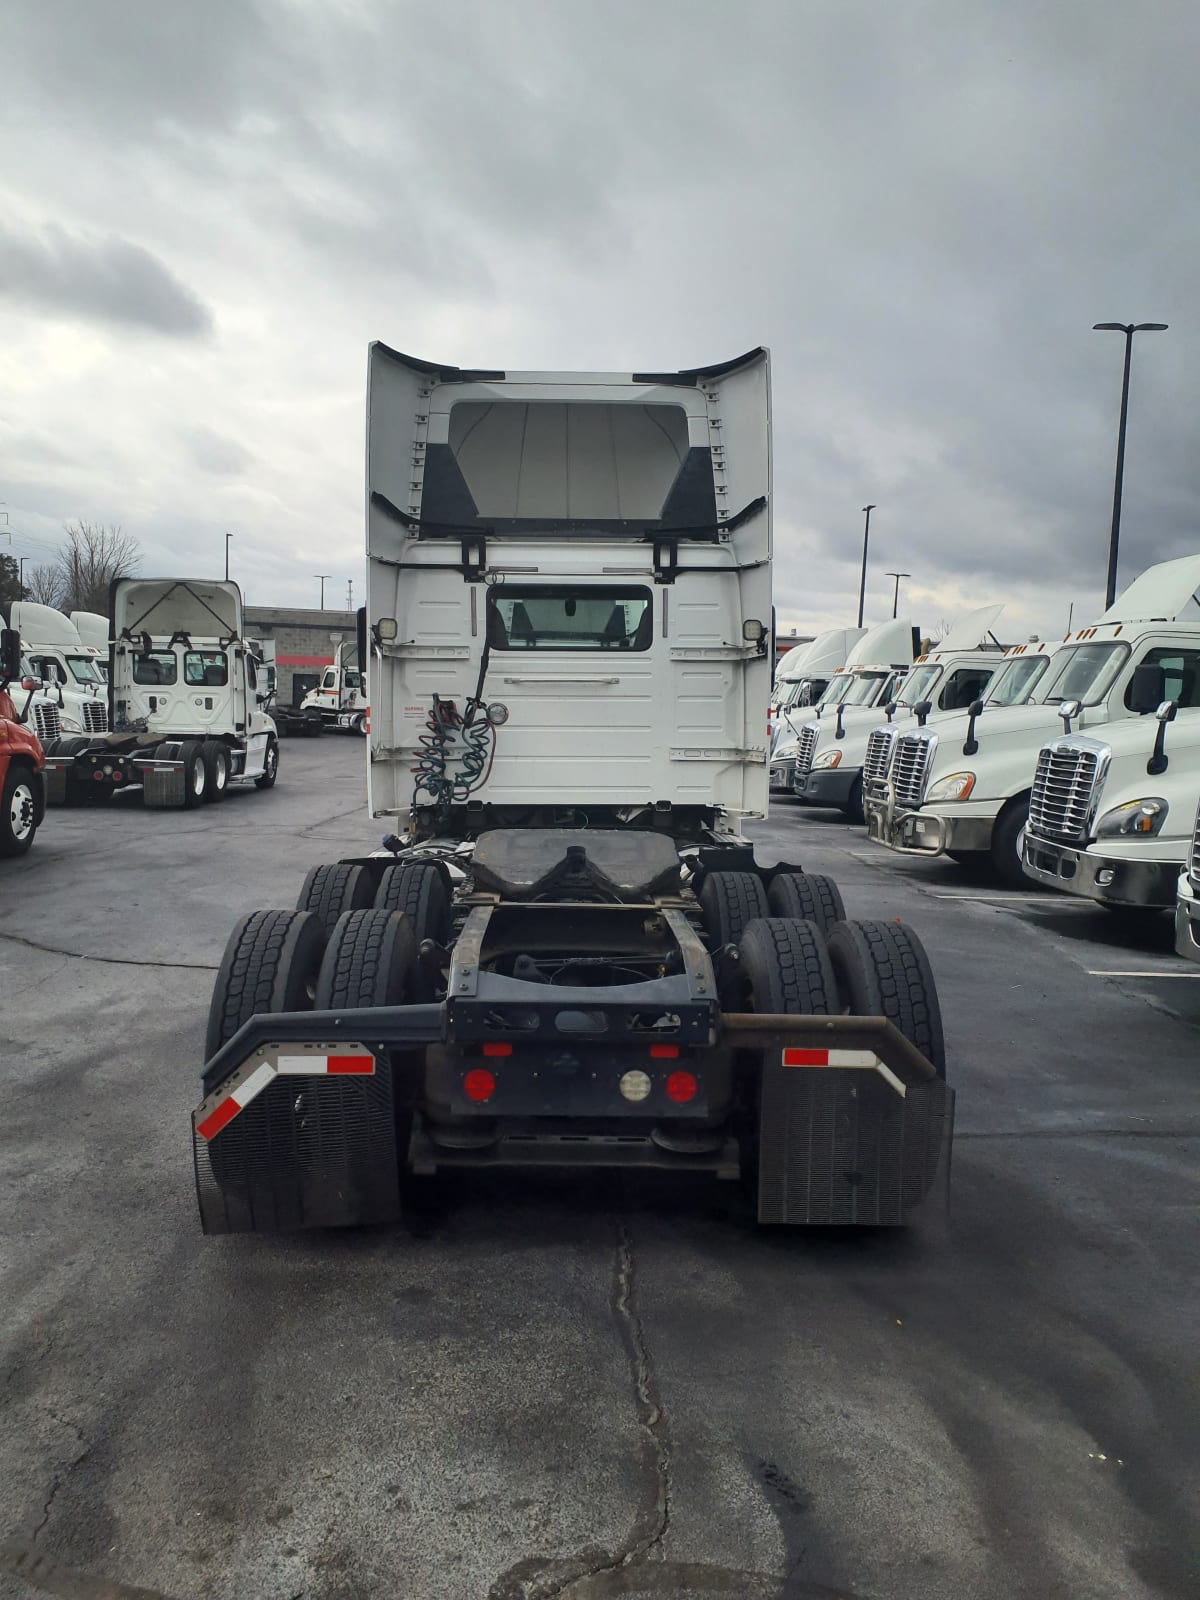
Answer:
[1, 0, 1196, 640]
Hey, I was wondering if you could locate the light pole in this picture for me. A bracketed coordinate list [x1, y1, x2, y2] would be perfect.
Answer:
[346, 579, 353, 611]
[224, 531, 233, 580]
[886, 571, 911, 618]
[315, 574, 332, 609]
[856, 504, 876, 628]
[1093, 321, 1167, 608]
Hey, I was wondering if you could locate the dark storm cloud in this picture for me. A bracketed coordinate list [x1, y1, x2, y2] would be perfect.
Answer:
[0, 220, 212, 337]
[0, 0, 1197, 624]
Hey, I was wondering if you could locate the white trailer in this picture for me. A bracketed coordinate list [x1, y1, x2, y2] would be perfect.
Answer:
[42, 579, 280, 807]
[864, 555, 1200, 883]
[6, 602, 109, 738]
[191, 345, 953, 1236]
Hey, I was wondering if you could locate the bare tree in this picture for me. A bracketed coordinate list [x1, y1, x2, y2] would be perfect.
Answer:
[23, 564, 67, 608]
[56, 522, 141, 613]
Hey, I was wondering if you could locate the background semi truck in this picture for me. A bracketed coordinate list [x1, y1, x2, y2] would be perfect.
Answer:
[5, 602, 109, 738]
[1175, 795, 1200, 962]
[769, 626, 865, 749]
[1022, 697, 1200, 918]
[864, 555, 1200, 883]
[300, 639, 368, 733]
[43, 578, 280, 807]
[192, 345, 953, 1236]
[790, 606, 1006, 820]
[0, 627, 46, 857]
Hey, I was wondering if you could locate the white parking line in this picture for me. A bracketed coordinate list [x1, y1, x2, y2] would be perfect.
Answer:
[1087, 970, 1200, 979]
[929, 892, 1070, 902]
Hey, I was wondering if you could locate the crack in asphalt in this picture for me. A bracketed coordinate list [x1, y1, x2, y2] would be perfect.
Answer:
[0, 932, 218, 972]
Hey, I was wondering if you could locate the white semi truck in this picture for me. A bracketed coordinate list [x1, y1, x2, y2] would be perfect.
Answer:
[192, 345, 953, 1236]
[1022, 701, 1200, 918]
[769, 617, 917, 799]
[5, 602, 109, 738]
[70, 611, 111, 680]
[769, 626, 866, 749]
[300, 639, 368, 733]
[42, 578, 280, 807]
[789, 606, 1006, 820]
[864, 555, 1200, 884]
[1175, 797, 1200, 961]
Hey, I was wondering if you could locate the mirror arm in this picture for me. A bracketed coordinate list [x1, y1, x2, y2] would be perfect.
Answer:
[1147, 701, 1178, 776]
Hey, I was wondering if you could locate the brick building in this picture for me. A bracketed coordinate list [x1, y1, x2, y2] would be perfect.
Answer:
[244, 606, 356, 706]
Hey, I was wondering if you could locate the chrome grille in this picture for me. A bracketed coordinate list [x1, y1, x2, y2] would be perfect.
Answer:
[863, 727, 895, 789]
[1027, 741, 1101, 844]
[1188, 796, 1200, 887]
[890, 732, 936, 808]
[82, 700, 108, 734]
[792, 724, 819, 778]
[34, 702, 62, 745]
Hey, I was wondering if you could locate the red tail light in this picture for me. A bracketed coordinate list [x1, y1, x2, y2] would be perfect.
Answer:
[482, 1042, 512, 1057]
[665, 1071, 698, 1104]
[463, 1069, 496, 1102]
[649, 1043, 679, 1059]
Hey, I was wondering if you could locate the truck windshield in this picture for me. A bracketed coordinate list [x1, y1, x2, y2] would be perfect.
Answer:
[897, 664, 942, 705]
[66, 656, 104, 684]
[986, 655, 1051, 705]
[1043, 642, 1127, 705]
[840, 670, 895, 707]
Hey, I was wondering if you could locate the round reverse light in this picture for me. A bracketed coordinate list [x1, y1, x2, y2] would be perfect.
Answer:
[619, 1070, 652, 1103]
[487, 701, 509, 725]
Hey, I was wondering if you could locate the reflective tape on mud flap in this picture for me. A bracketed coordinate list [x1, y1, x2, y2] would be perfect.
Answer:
[195, 1047, 374, 1141]
[781, 1047, 906, 1098]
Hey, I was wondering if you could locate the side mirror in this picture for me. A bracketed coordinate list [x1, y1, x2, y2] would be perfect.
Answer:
[0, 628, 20, 683]
[835, 704, 846, 739]
[1128, 662, 1166, 715]
[1058, 697, 1082, 734]
[1147, 699, 1179, 776]
[884, 700, 898, 723]
[914, 699, 933, 728]
[962, 698, 985, 757]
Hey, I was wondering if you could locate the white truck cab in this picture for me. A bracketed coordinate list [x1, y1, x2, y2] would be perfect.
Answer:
[770, 617, 917, 799]
[864, 553, 1200, 883]
[70, 611, 111, 681]
[43, 578, 280, 807]
[1022, 700, 1200, 915]
[789, 606, 1006, 819]
[8, 602, 109, 737]
[769, 627, 866, 752]
[301, 640, 368, 733]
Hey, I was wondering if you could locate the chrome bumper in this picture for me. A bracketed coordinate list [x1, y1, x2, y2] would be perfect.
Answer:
[1022, 833, 1178, 907]
[1174, 875, 1200, 962]
[863, 796, 994, 857]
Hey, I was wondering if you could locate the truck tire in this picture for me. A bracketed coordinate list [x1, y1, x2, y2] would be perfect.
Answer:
[297, 862, 375, 939]
[0, 763, 39, 857]
[842, 773, 865, 825]
[315, 909, 417, 1009]
[204, 908, 326, 1062]
[201, 741, 230, 802]
[255, 737, 280, 789]
[179, 741, 208, 809]
[825, 919, 946, 1077]
[737, 917, 837, 1014]
[352, 712, 367, 736]
[766, 872, 846, 935]
[699, 870, 770, 947]
[374, 861, 451, 944]
[990, 796, 1029, 888]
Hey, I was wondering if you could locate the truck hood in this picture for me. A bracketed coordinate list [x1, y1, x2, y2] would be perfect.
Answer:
[110, 578, 243, 642]
[920, 701, 1100, 798]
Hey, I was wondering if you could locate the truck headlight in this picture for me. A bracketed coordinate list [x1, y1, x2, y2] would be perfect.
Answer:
[1095, 797, 1168, 838]
[926, 772, 975, 802]
[813, 749, 842, 769]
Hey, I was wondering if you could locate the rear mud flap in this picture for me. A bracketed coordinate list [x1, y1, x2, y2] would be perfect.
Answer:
[193, 1062, 402, 1233]
[142, 764, 186, 808]
[756, 1060, 954, 1226]
[43, 766, 68, 807]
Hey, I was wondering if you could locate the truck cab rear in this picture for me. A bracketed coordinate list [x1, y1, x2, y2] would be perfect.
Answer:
[43, 579, 280, 807]
[194, 347, 953, 1236]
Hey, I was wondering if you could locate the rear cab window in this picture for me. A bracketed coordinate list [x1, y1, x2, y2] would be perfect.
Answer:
[185, 652, 229, 687]
[132, 652, 178, 685]
[486, 586, 653, 651]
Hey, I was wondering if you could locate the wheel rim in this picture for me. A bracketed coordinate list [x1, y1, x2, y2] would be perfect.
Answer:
[191, 759, 205, 796]
[10, 782, 34, 841]
[216, 752, 228, 789]
[268, 745, 277, 777]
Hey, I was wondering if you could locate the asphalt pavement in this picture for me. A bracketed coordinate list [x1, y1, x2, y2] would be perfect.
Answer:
[1, 743, 1197, 1600]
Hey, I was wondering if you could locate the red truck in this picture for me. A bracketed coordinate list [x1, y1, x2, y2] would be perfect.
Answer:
[1, 627, 45, 857]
